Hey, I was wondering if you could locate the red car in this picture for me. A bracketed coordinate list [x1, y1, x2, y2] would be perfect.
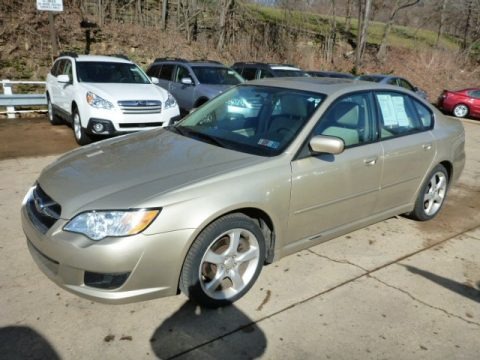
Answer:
[437, 88, 480, 119]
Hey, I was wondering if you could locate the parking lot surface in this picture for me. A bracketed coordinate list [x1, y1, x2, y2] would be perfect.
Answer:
[0, 117, 479, 359]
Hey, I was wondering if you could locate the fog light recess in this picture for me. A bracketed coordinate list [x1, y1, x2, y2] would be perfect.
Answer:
[84, 271, 130, 289]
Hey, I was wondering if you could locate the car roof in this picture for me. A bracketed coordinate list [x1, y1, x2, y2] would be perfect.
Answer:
[358, 74, 390, 80]
[244, 77, 420, 98]
[151, 59, 226, 67]
[59, 55, 133, 64]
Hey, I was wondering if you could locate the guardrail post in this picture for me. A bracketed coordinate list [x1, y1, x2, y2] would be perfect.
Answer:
[2, 80, 16, 119]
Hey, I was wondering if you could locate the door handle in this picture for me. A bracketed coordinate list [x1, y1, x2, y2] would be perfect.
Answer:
[422, 143, 432, 151]
[364, 158, 377, 166]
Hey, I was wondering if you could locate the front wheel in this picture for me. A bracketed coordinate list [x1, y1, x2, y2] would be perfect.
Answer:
[72, 108, 92, 146]
[180, 214, 265, 308]
[453, 104, 469, 118]
[407, 164, 449, 221]
[47, 97, 62, 125]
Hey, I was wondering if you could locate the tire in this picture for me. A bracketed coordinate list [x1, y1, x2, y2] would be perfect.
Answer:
[72, 107, 92, 146]
[452, 104, 469, 118]
[47, 96, 63, 125]
[180, 213, 265, 308]
[407, 164, 449, 221]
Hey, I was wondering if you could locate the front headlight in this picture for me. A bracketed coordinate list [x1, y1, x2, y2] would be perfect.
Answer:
[86, 91, 114, 110]
[164, 92, 177, 109]
[64, 209, 160, 241]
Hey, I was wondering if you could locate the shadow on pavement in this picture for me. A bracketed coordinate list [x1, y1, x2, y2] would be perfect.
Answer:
[150, 300, 266, 359]
[403, 265, 480, 303]
[0, 325, 60, 360]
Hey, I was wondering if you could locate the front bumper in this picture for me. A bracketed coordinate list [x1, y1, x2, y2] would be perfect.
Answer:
[83, 105, 181, 135]
[21, 203, 195, 304]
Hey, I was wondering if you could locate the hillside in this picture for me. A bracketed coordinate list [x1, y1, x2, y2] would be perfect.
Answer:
[0, 1, 479, 101]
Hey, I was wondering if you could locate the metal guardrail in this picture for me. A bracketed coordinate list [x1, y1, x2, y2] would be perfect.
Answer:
[0, 80, 47, 119]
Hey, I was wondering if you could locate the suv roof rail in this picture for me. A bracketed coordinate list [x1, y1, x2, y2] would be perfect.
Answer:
[154, 57, 188, 63]
[190, 59, 223, 64]
[59, 51, 79, 58]
[232, 62, 267, 66]
[109, 54, 130, 60]
[269, 63, 297, 67]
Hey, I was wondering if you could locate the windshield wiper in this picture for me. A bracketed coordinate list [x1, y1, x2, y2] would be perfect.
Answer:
[173, 126, 226, 148]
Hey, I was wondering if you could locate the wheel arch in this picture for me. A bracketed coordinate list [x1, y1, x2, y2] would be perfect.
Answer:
[194, 97, 210, 108]
[439, 160, 453, 185]
[176, 206, 277, 294]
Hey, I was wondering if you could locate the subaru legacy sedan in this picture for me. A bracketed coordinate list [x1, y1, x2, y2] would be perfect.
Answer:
[22, 78, 465, 308]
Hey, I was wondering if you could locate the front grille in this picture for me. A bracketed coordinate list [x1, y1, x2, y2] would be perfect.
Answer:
[117, 100, 162, 114]
[26, 185, 61, 234]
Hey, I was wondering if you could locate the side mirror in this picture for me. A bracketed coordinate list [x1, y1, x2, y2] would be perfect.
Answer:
[151, 76, 160, 84]
[309, 135, 344, 155]
[181, 77, 194, 85]
[57, 74, 70, 83]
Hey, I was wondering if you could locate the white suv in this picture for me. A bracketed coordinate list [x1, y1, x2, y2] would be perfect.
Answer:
[46, 53, 180, 145]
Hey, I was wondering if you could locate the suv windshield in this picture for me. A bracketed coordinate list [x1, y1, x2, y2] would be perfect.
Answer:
[192, 67, 243, 85]
[76, 62, 151, 84]
[173, 85, 325, 156]
[272, 69, 310, 77]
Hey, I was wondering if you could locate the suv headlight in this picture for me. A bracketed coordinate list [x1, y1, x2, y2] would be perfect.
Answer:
[164, 92, 177, 109]
[86, 91, 114, 110]
[64, 209, 160, 241]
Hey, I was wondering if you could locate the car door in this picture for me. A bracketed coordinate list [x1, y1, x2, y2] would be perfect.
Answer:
[157, 63, 175, 92]
[373, 91, 436, 213]
[48, 59, 65, 106]
[287, 92, 383, 249]
[169, 65, 195, 111]
[467, 90, 480, 116]
[55, 59, 74, 114]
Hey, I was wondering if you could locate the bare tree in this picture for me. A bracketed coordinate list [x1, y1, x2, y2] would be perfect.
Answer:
[217, 0, 235, 50]
[355, 0, 372, 72]
[435, 0, 449, 47]
[376, 0, 420, 61]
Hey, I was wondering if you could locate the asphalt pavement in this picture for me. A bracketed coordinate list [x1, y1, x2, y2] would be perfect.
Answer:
[0, 119, 479, 359]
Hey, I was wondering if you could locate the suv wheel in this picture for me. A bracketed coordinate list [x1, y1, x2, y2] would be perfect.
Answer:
[72, 108, 92, 145]
[47, 96, 63, 125]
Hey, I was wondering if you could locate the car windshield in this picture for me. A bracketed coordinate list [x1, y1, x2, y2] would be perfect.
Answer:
[76, 62, 151, 84]
[358, 75, 384, 83]
[272, 69, 310, 77]
[192, 67, 244, 85]
[172, 85, 325, 156]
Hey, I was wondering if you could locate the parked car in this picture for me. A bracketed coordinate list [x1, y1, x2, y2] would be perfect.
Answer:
[357, 74, 428, 100]
[437, 88, 480, 119]
[46, 53, 180, 145]
[146, 58, 244, 115]
[307, 70, 354, 79]
[232, 62, 310, 80]
[23, 78, 465, 308]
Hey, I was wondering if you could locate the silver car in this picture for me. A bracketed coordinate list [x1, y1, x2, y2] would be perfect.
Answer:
[22, 78, 465, 308]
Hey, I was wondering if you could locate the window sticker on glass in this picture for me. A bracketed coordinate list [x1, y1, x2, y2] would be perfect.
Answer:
[258, 139, 280, 149]
[391, 96, 410, 126]
[377, 94, 397, 126]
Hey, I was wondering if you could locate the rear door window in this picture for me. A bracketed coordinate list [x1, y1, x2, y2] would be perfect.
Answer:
[158, 64, 174, 81]
[375, 92, 425, 139]
[241, 67, 257, 80]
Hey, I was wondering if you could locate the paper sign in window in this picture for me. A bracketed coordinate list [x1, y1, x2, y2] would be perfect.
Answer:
[391, 96, 410, 126]
[377, 94, 397, 126]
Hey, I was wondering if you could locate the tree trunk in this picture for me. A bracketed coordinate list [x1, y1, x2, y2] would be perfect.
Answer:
[355, 0, 372, 72]
[462, 0, 473, 50]
[435, 0, 448, 47]
[345, 0, 352, 33]
[377, 0, 420, 61]
[217, 0, 235, 50]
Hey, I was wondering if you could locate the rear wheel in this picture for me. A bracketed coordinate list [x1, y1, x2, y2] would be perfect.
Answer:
[47, 96, 62, 125]
[72, 108, 92, 145]
[453, 104, 469, 118]
[180, 214, 265, 308]
[408, 164, 449, 221]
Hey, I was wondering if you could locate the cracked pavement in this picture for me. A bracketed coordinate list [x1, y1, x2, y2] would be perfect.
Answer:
[0, 118, 479, 359]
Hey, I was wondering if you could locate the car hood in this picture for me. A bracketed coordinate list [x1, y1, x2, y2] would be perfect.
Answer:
[38, 129, 265, 218]
[81, 83, 167, 101]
